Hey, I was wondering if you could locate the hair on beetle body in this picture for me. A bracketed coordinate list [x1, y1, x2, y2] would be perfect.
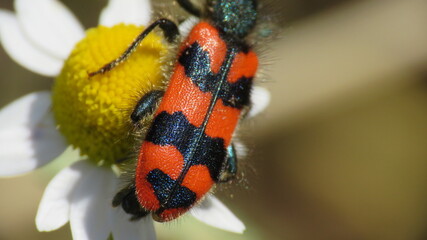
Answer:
[90, 0, 272, 222]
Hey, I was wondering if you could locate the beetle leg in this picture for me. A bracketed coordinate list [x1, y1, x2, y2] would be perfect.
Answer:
[113, 184, 149, 221]
[88, 18, 180, 77]
[131, 90, 164, 124]
[219, 143, 238, 182]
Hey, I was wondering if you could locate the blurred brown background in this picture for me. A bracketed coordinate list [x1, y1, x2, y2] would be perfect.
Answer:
[1, 0, 427, 239]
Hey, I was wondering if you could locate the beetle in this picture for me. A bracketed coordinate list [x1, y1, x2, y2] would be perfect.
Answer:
[90, 0, 259, 222]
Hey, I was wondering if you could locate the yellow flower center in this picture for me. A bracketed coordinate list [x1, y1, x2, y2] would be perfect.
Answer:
[52, 24, 167, 165]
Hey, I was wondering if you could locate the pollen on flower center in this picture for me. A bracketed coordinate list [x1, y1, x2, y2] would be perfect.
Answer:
[52, 24, 167, 165]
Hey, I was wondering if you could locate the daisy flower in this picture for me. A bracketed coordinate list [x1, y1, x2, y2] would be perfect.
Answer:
[0, 0, 270, 239]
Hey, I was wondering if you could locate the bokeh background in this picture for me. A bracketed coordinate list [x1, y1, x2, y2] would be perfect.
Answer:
[1, 0, 427, 239]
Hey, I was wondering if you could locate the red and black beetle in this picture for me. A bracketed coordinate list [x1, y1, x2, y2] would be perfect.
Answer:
[91, 0, 260, 222]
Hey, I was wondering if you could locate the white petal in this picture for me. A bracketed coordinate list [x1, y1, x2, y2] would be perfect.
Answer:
[100, 0, 152, 27]
[178, 17, 198, 38]
[0, 93, 67, 177]
[191, 196, 246, 234]
[15, 0, 85, 60]
[0, 92, 50, 128]
[248, 86, 271, 118]
[113, 209, 156, 240]
[233, 140, 248, 159]
[0, 10, 63, 76]
[0, 115, 67, 176]
[70, 164, 116, 240]
[36, 161, 88, 231]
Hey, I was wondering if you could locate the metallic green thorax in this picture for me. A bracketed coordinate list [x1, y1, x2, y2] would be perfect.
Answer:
[211, 0, 257, 38]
